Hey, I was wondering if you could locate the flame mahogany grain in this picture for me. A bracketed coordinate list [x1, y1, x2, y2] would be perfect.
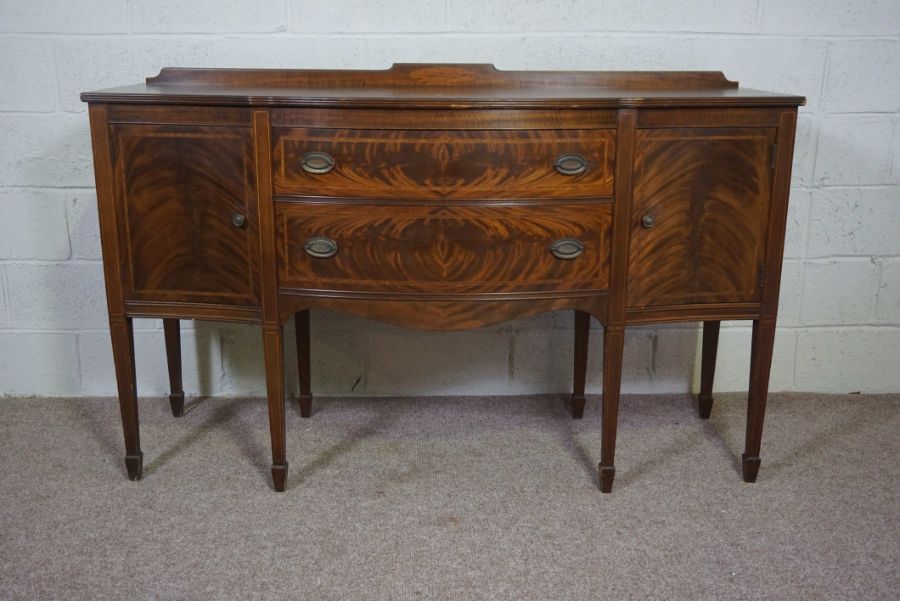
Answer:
[82, 65, 804, 493]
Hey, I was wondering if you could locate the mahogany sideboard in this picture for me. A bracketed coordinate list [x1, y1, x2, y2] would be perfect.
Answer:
[81, 64, 805, 492]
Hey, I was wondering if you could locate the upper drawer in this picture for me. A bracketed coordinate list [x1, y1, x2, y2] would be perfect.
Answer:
[272, 128, 615, 200]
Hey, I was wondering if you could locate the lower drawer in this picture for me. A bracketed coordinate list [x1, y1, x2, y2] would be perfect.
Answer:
[276, 202, 612, 294]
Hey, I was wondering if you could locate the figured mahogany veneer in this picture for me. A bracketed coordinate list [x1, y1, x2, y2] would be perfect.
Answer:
[276, 202, 612, 294]
[273, 128, 615, 199]
[81, 64, 804, 493]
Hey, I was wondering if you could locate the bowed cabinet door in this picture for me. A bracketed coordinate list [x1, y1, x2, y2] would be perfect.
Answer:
[627, 126, 777, 310]
[111, 123, 260, 308]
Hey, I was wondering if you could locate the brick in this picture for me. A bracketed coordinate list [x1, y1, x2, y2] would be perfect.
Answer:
[814, 116, 894, 186]
[0, 332, 80, 396]
[0, 0, 129, 33]
[791, 115, 816, 187]
[0, 37, 55, 111]
[366, 327, 511, 395]
[708, 327, 796, 393]
[652, 327, 700, 393]
[0, 114, 94, 187]
[875, 259, 900, 325]
[801, 260, 880, 326]
[448, 0, 757, 33]
[211, 36, 366, 70]
[825, 40, 900, 113]
[131, 0, 287, 33]
[78, 326, 220, 396]
[6, 263, 107, 329]
[55, 37, 214, 112]
[784, 189, 811, 260]
[292, 0, 444, 32]
[777, 261, 803, 327]
[508, 326, 652, 394]
[0, 190, 70, 260]
[795, 328, 900, 393]
[307, 327, 370, 396]
[0, 266, 8, 326]
[217, 320, 369, 396]
[359, 36, 824, 109]
[760, 0, 900, 35]
[67, 193, 102, 260]
[807, 187, 900, 258]
[892, 121, 900, 184]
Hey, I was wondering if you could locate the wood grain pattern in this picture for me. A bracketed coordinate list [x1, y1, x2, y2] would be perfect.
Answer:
[626, 127, 775, 309]
[271, 108, 618, 130]
[278, 293, 608, 332]
[111, 123, 260, 306]
[277, 202, 612, 294]
[82, 65, 805, 109]
[145, 64, 740, 90]
[273, 128, 615, 199]
[81, 66, 804, 493]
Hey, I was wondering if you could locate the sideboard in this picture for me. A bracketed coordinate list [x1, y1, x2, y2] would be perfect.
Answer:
[81, 64, 805, 492]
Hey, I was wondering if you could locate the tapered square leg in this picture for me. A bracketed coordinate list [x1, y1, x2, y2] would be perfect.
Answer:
[294, 310, 312, 418]
[599, 465, 615, 493]
[263, 325, 288, 492]
[125, 452, 144, 481]
[163, 318, 185, 417]
[110, 317, 142, 481]
[271, 462, 289, 492]
[742, 453, 761, 483]
[572, 310, 590, 419]
[743, 318, 776, 484]
[600, 326, 625, 493]
[698, 320, 720, 419]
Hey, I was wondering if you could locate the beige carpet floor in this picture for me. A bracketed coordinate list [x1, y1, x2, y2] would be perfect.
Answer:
[1, 392, 898, 600]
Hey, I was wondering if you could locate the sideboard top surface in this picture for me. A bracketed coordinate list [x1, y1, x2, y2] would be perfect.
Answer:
[80, 63, 806, 109]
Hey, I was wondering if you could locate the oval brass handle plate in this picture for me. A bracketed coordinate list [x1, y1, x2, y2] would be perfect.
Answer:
[301, 151, 335, 175]
[553, 154, 588, 176]
[304, 237, 338, 259]
[550, 238, 584, 260]
[641, 215, 656, 229]
[231, 212, 247, 228]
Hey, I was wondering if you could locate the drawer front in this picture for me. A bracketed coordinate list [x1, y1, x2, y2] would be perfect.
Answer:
[272, 128, 615, 200]
[276, 202, 612, 294]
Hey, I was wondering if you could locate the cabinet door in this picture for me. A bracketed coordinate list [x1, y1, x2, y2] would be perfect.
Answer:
[112, 124, 260, 307]
[627, 127, 776, 309]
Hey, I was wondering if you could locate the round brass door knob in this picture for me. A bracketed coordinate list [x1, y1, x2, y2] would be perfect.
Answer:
[231, 213, 247, 228]
[641, 215, 656, 229]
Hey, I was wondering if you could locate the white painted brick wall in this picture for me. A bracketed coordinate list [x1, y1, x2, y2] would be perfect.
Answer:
[0, 1, 898, 397]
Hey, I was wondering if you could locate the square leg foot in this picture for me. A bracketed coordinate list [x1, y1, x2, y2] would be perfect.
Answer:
[169, 391, 185, 417]
[742, 453, 761, 483]
[697, 393, 713, 419]
[571, 394, 585, 419]
[125, 452, 143, 481]
[298, 395, 312, 418]
[599, 464, 615, 493]
[271, 463, 288, 492]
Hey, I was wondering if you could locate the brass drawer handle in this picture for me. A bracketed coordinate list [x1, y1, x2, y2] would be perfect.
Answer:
[301, 151, 335, 175]
[641, 214, 656, 229]
[550, 238, 584, 260]
[304, 237, 338, 259]
[231, 212, 247, 228]
[554, 154, 588, 176]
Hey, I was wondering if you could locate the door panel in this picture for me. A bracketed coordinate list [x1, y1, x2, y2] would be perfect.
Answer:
[112, 124, 260, 306]
[627, 127, 775, 309]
